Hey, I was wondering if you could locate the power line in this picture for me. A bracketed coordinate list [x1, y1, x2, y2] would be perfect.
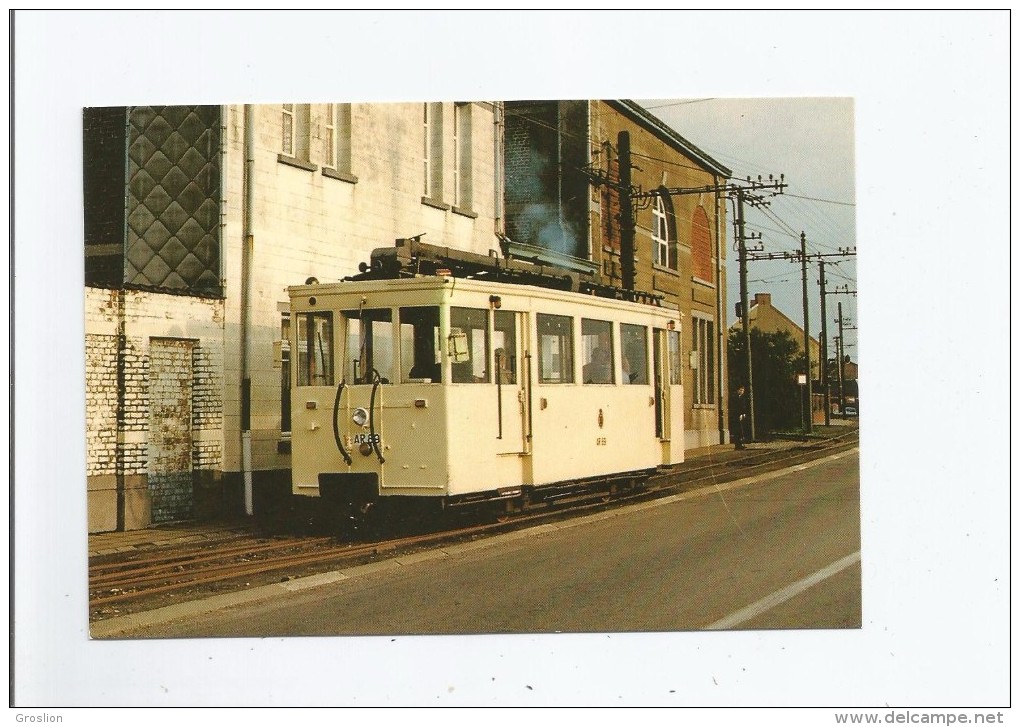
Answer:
[639, 98, 717, 111]
[784, 192, 856, 207]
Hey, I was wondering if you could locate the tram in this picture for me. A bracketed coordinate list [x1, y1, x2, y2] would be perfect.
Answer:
[286, 240, 685, 530]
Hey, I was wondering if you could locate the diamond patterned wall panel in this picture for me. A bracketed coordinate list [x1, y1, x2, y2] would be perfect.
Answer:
[125, 106, 222, 295]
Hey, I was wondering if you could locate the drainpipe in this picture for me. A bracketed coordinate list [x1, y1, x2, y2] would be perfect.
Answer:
[493, 101, 504, 239]
[714, 177, 725, 445]
[240, 105, 254, 516]
[116, 106, 131, 530]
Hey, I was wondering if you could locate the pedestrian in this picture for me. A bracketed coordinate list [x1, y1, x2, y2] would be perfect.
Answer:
[729, 385, 749, 449]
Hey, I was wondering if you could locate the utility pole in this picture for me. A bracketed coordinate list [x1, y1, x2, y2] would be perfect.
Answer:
[799, 232, 813, 433]
[736, 188, 756, 441]
[837, 301, 846, 412]
[618, 131, 635, 293]
[580, 164, 785, 444]
[819, 260, 830, 426]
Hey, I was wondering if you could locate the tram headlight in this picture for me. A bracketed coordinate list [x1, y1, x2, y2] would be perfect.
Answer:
[352, 408, 369, 427]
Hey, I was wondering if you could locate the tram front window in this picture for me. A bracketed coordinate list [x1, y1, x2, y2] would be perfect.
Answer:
[400, 306, 442, 383]
[343, 309, 394, 384]
[297, 312, 334, 387]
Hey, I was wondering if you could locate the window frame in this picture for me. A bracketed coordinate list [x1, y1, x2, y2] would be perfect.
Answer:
[296, 311, 335, 388]
[691, 316, 716, 405]
[493, 309, 519, 385]
[620, 323, 649, 385]
[281, 103, 295, 157]
[324, 104, 337, 169]
[581, 318, 615, 385]
[342, 308, 395, 385]
[280, 312, 291, 435]
[536, 313, 575, 385]
[449, 306, 490, 384]
[652, 194, 669, 267]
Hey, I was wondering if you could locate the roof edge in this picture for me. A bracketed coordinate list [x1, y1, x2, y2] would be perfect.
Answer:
[608, 100, 732, 178]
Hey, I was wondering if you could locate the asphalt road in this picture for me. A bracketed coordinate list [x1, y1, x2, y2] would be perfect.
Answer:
[109, 448, 860, 637]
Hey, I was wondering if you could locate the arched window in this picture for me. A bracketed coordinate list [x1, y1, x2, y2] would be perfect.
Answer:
[652, 189, 678, 270]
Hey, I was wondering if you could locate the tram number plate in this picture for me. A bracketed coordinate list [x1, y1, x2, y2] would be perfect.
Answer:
[595, 437, 607, 446]
[353, 433, 381, 445]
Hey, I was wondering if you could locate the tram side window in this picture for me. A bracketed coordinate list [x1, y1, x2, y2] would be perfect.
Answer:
[537, 313, 574, 384]
[297, 312, 334, 387]
[493, 310, 517, 384]
[343, 309, 394, 384]
[581, 318, 615, 384]
[668, 329, 682, 386]
[449, 307, 489, 383]
[621, 323, 648, 385]
[400, 306, 441, 383]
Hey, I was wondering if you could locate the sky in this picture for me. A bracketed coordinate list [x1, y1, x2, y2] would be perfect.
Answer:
[642, 97, 858, 358]
[11, 9, 1010, 712]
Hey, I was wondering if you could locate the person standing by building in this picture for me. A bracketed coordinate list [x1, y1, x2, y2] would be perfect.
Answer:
[729, 385, 749, 449]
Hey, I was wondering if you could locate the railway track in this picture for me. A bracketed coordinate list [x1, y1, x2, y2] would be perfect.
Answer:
[89, 430, 857, 620]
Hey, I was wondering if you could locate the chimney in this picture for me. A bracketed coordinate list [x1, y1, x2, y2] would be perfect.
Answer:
[754, 293, 772, 307]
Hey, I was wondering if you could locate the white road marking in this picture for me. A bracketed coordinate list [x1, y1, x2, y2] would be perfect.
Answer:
[706, 550, 861, 630]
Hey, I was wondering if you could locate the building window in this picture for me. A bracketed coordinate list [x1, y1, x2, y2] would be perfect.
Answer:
[423, 102, 444, 202]
[324, 105, 336, 168]
[668, 329, 682, 386]
[652, 190, 678, 270]
[692, 317, 715, 404]
[323, 103, 354, 181]
[453, 102, 473, 211]
[279, 103, 315, 170]
[282, 104, 295, 156]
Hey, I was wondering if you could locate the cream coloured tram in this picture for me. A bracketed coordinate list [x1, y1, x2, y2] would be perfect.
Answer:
[287, 252, 684, 529]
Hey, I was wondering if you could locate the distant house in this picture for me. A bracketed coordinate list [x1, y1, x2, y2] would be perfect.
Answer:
[732, 293, 821, 379]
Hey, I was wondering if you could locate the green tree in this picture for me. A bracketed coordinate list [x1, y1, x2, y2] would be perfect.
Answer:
[728, 328, 806, 435]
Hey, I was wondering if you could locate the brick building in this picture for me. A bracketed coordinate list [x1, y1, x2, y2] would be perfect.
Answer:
[503, 100, 732, 449]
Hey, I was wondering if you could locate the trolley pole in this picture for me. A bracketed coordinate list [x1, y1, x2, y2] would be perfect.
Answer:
[736, 189, 756, 441]
[819, 260, 830, 426]
[800, 232, 813, 433]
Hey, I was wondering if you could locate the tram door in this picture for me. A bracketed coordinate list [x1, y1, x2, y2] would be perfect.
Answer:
[493, 309, 529, 455]
[653, 329, 669, 440]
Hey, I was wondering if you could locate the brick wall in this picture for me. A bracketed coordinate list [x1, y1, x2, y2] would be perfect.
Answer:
[85, 286, 225, 531]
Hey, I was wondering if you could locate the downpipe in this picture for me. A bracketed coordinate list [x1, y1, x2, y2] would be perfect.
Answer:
[240, 104, 255, 516]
